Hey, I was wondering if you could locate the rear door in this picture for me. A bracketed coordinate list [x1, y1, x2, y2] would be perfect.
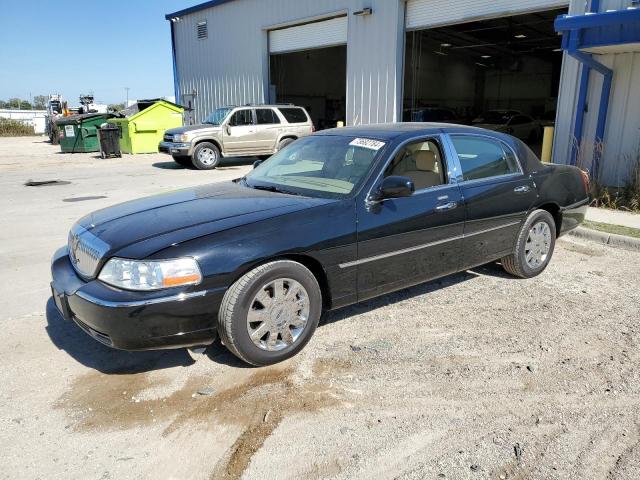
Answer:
[254, 108, 282, 153]
[354, 136, 465, 301]
[223, 108, 259, 154]
[445, 134, 537, 269]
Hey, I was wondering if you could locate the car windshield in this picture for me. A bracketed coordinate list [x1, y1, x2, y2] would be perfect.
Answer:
[204, 107, 232, 125]
[244, 135, 385, 199]
[476, 111, 513, 124]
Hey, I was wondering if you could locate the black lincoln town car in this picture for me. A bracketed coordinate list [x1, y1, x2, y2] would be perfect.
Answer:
[51, 123, 589, 366]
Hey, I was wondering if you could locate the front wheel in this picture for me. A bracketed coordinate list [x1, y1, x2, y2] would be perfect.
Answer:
[217, 260, 322, 366]
[192, 142, 221, 170]
[501, 209, 556, 278]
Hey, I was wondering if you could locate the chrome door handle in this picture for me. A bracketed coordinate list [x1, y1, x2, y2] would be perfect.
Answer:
[514, 185, 531, 193]
[435, 201, 457, 212]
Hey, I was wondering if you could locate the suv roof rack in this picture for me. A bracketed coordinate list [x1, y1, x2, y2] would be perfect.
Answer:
[242, 103, 295, 107]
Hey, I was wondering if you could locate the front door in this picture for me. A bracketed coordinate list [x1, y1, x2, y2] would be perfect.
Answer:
[223, 108, 260, 155]
[355, 137, 465, 301]
[446, 134, 537, 269]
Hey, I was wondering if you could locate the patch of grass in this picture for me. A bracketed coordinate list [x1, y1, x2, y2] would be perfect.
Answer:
[0, 118, 35, 137]
[583, 220, 640, 239]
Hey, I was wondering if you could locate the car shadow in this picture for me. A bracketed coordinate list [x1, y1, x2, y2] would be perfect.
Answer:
[322, 270, 478, 326]
[152, 157, 258, 171]
[45, 297, 194, 374]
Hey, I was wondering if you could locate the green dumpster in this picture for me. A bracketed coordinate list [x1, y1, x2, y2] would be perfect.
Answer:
[107, 99, 184, 154]
[56, 113, 113, 153]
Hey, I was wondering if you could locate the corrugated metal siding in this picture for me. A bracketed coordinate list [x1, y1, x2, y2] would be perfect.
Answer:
[553, 0, 640, 186]
[172, 0, 404, 125]
[405, 0, 569, 29]
[269, 16, 348, 54]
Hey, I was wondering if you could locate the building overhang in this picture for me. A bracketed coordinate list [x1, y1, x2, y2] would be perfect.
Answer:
[555, 7, 640, 54]
[165, 0, 235, 21]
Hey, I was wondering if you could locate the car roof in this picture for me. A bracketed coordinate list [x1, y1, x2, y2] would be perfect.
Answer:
[315, 122, 496, 141]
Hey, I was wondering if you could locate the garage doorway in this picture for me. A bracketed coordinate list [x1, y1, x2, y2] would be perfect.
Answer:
[403, 7, 567, 153]
[268, 16, 347, 130]
[270, 46, 346, 130]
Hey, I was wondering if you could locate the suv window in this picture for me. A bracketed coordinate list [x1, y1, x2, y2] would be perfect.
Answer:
[385, 139, 445, 191]
[256, 108, 280, 125]
[229, 109, 254, 126]
[450, 136, 520, 181]
[278, 107, 308, 124]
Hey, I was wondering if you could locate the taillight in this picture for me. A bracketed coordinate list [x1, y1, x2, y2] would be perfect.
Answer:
[580, 169, 590, 195]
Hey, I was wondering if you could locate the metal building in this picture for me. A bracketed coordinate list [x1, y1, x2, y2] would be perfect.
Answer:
[166, 0, 640, 185]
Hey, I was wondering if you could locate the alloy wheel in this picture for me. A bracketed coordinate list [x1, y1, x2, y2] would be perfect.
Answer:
[246, 278, 310, 351]
[525, 221, 551, 269]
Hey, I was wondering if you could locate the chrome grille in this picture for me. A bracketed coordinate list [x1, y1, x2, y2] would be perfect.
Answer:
[68, 224, 110, 279]
[164, 133, 174, 142]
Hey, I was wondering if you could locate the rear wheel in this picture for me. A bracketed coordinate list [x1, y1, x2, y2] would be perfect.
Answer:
[192, 142, 221, 170]
[172, 155, 193, 167]
[277, 138, 295, 151]
[218, 260, 322, 366]
[502, 209, 556, 278]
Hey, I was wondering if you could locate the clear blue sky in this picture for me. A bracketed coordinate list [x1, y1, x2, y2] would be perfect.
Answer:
[0, 0, 198, 106]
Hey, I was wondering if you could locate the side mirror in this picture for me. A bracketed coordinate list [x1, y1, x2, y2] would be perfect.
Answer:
[380, 175, 415, 199]
[253, 159, 263, 169]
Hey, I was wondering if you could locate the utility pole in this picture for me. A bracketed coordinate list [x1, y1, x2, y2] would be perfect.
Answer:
[125, 87, 130, 107]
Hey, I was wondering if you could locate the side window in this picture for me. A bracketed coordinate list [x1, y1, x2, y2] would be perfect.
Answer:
[384, 139, 446, 191]
[229, 109, 254, 127]
[256, 108, 280, 125]
[450, 136, 520, 181]
[278, 107, 308, 124]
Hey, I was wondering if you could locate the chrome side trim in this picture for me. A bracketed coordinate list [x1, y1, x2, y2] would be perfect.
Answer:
[75, 288, 222, 308]
[561, 198, 589, 210]
[339, 234, 465, 269]
[339, 220, 521, 269]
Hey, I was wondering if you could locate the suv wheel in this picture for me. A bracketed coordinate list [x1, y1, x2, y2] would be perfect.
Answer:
[172, 155, 193, 168]
[501, 209, 556, 278]
[217, 260, 322, 366]
[277, 138, 295, 151]
[192, 142, 221, 170]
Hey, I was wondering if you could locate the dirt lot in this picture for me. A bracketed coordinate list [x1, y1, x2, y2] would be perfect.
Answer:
[1, 136, 639, 480]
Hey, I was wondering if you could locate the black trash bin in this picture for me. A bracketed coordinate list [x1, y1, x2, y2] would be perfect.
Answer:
[97, 124, 122, 159]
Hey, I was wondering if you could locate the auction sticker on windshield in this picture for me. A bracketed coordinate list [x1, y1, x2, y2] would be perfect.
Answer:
[349, 138, 385, 151]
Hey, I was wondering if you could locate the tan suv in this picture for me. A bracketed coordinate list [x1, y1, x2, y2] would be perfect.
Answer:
[159, 104, 314, 170]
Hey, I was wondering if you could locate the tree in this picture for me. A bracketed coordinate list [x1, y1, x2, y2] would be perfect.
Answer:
[33, 95, 47, 110]
[108, 103, 126, 112]
[7, 98, 22, 109]
[0, 100, 7, 109]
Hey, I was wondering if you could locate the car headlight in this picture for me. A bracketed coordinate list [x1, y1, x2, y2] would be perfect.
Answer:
[98, 257, 202, 291]
[173, 133, 190, 142]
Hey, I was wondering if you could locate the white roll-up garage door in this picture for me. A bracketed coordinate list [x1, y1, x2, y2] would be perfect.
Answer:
[406, 0, 569, 30]
[269, 16, 348, 54]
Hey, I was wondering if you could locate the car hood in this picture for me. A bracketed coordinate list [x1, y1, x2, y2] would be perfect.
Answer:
[164, 124, 220, 135]
[76, 182, 332, 259]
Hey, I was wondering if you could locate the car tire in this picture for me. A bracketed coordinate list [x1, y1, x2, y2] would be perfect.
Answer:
[501, 209, 556, 279]
[172, 155, 193, 168]
[192, 142, 221, 170]
[218, 260, 322, 366]
[277, 138, 295, 151]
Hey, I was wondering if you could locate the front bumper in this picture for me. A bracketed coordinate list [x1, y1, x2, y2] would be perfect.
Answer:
[158, 141, 191, 156]
[50, 247, 222, 350]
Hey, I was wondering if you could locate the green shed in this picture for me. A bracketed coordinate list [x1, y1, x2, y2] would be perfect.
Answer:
[108, 99, 184, 154]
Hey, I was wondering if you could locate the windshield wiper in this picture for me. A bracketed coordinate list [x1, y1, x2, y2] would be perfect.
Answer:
[250, 184, 302, 196]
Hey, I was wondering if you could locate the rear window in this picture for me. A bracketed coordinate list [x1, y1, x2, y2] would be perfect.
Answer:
[450, 135, 520, 181]
[278, 107, 308, 124]
[256, 108, 280, 125]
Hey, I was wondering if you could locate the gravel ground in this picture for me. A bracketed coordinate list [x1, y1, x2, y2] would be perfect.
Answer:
[1, 136, 639, 480]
